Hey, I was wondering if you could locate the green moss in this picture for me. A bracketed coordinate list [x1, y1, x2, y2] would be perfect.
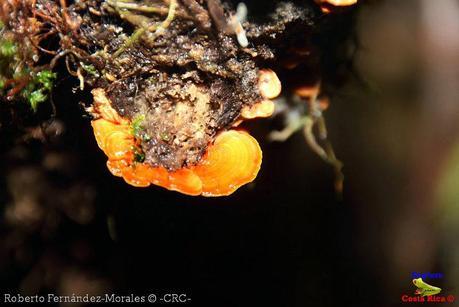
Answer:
[132, 114, 145, 137]
[134, 151, 146, 163]
[0, 27, 57, 111]
[28, 90, 47, 112]
[132, 145, 146, 163]
[160, 132, 170, 142]
[36, 70, 57, 90]
[21, 70, 57, 112]
[80, 62, 100, 77]
[0, 40, 17, 57]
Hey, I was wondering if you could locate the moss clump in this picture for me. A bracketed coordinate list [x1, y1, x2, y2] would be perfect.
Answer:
[22, 70, 57, 112]
[0, 31, 56, 112]
[132, 114, 146, 138]
[0, 40, 17, 57]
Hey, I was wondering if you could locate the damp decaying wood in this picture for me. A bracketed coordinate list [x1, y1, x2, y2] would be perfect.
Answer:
[0, 0, 358, 171]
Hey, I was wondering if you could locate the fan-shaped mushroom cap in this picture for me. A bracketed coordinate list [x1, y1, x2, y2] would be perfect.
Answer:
[258, 69, 281, 99]
[193, 130, 262, 196]
[241, 100, 275, 119]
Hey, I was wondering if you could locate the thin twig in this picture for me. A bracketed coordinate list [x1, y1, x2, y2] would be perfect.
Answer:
[106, 0, 188, 18]
[113, 0, 177, 57]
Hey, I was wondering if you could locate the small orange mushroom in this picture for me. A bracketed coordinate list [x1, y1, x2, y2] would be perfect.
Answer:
[241, 99, 275, 119]
[314, 0, 358, 6]
[89, 89, 263, 197]
[294, 83, 330, 112]
[314, 0, 358, 13]
[294, 83, 321, 100]
[258, 69, 281, 99]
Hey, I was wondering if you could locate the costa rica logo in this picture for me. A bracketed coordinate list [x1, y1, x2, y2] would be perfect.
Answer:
[412, 278, 441, 297]
[401, 273, 455, 303]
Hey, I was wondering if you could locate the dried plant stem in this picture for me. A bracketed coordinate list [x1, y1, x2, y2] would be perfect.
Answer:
[106, 0, 188, 19]
[313, 116, 344, 194]
[112, 0, 177, 58]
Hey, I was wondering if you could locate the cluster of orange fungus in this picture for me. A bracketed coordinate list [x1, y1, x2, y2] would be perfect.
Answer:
[89, 89, 262, 197]
[314, 0, 358, 13]
[238, 69, 280, 121]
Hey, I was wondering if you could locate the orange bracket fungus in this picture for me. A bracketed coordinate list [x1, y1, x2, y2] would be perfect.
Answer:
[89, 84, 269, 196]
[88, 65, 282, 197]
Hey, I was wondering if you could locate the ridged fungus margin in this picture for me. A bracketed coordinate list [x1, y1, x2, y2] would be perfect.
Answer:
[89, 81, 272, 196]
[90, 88, 262, 196]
